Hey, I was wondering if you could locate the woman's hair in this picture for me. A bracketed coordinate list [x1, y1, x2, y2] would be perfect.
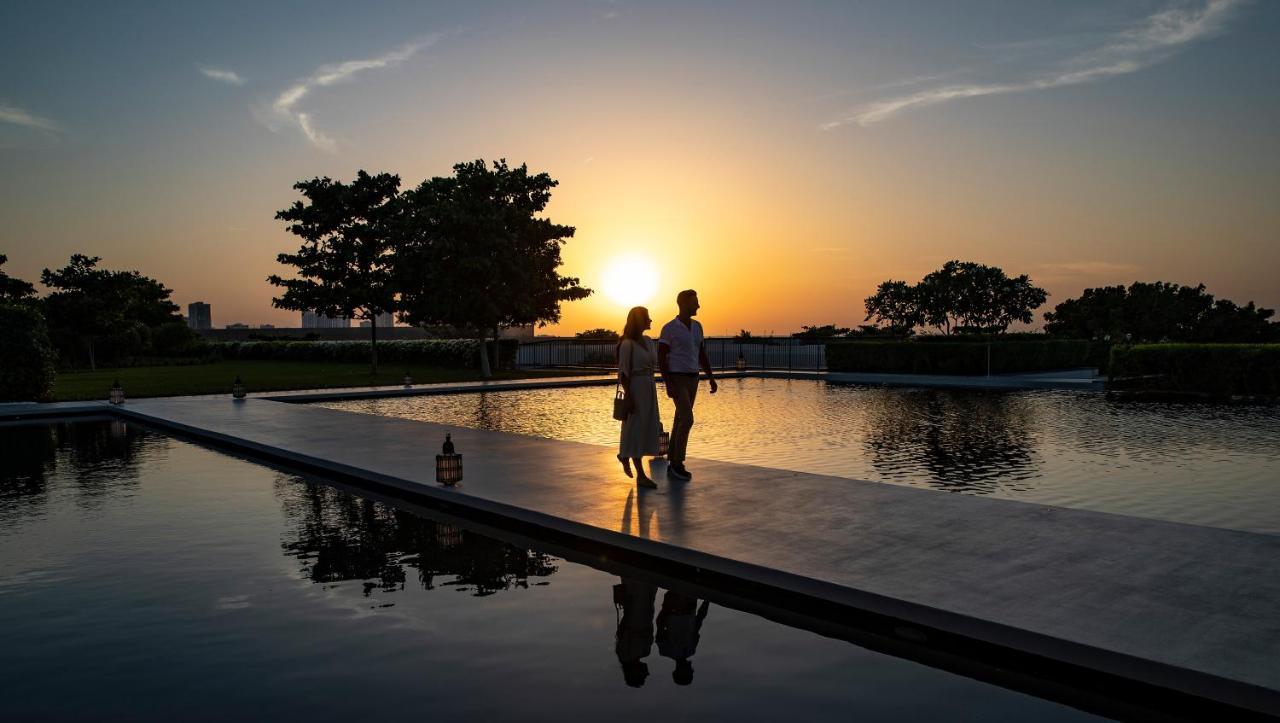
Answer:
[620, 306, 648, 343]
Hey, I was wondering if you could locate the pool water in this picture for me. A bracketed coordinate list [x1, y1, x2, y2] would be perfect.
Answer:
[0, 421, 1100, 721]
[320, 379, 1280, 534]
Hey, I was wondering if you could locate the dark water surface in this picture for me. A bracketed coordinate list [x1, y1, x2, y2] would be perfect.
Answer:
[321, 379, 1280, 534]
[0, 421, 1100, 721]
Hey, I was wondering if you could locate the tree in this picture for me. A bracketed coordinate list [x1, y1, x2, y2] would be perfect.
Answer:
[41, 254, 182, 369]
[397, 159, 591, 378]
[863, 280, 920, 334]
[576, 328, 619, 341]
[270, 171, 402, 373]
[792, 324, 852, 340]
[1044, 282, 1278, 342]
[866, 261, 1046, 335]
[0, 254, 36, 302]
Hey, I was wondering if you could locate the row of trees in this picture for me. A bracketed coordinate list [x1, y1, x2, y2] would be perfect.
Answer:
[863, 260, 1048, 335]
[1, 253, 193, 370]
[269, 160, 591, 375]
[1043, 282, 1277, 343]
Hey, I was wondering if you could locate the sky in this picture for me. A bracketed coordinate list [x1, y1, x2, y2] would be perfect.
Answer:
[2, 0, 1277, 335]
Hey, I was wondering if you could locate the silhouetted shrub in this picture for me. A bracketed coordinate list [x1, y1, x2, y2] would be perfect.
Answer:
[204, 338, 519, 369]
[825, 339, 1090, 375]
[1109, 344, 1280, 397]
[0, 302, 57, 401]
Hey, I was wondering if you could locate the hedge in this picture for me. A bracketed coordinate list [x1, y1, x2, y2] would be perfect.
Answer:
[199, 338, 520, 369]
[826, 339, 1091, 375]
[0, 302, 57, 402]
[1109, 344, 1280, 397]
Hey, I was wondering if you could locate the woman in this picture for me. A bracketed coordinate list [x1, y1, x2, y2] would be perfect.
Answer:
[617, 306, 661, 487]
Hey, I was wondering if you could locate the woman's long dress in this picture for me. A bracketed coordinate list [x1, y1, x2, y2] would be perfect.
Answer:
[618, 336, 661, 458]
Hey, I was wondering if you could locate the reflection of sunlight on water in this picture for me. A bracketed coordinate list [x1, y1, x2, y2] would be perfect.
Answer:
[322, 379, 1280, 534]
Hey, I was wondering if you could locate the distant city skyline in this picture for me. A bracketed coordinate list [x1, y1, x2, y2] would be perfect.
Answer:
[3, 0, 1277, 333]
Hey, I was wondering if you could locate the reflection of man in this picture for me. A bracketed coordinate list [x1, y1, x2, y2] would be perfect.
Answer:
[656, 590, 711, 686]
[658, 289, 718, 481]
[614, 578, 658, 687]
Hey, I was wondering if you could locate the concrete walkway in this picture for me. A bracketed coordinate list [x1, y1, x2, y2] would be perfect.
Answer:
[76, 392, 1279, 718]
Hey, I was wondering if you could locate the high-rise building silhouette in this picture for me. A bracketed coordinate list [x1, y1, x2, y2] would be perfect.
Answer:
[187, 302, 212, 330]
[301, 310, 350, 328]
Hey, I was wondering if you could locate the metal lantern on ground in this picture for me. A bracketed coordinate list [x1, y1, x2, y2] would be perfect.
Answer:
[403, 371, 413, 388]
[657, 429, 669, 458]
[108, 380, 125, 405]
[232, 376, 246, 400]
[735, 354, 746, 372]
[436, 433, 463, 486]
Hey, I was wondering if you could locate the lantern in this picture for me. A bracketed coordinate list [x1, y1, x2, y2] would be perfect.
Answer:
[735, 354, 746, 372]
[109, 380, 125, 405]
[403, 371, 413, 388]
[657, 430, 669, 458]
[435, 523, 464, 549]
[436, 433, 463, 486]
[232, 376, 246, 400]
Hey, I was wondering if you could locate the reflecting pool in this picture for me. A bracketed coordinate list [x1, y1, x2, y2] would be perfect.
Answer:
[320, 379, 1280, 534]
[0, 421, 1101, 721]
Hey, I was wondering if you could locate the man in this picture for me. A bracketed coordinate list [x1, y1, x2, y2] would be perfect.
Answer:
[657, 289, 717, 481]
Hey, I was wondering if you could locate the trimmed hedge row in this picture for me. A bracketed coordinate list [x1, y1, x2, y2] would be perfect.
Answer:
[1109, 344, 1280, 397]
[0, 302, 57, 402]
[200, 338, 520, 369]
[825, 339, 1091, 375]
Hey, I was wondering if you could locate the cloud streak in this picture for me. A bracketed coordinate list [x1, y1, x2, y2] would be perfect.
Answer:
[823, 0, 1243, 129]
[0, 103, 60, 132]
[200, 66, 246, 85]
[266, 36, 439, 151]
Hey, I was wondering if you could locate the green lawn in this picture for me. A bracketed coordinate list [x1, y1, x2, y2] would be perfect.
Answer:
[53, 361, 599, 401]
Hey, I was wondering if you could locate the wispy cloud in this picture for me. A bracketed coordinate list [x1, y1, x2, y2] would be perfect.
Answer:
[823, 0, 1243, 129]
[0, 103, 60, 132]
[264, 36, 440, 151]
[200, 66, 246, 85]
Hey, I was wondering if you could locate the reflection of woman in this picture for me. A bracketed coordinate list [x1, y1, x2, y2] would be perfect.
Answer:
[614, 578, 658, 687]
[617, 306, 661, 488]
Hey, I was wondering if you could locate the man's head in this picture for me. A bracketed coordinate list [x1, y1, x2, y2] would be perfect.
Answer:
[676, 289, 700, 317]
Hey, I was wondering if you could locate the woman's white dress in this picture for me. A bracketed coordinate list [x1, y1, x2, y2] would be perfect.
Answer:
[618, 337, 661, 458]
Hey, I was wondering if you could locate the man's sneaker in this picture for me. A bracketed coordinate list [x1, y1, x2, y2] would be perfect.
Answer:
[667, 464, 692, 481]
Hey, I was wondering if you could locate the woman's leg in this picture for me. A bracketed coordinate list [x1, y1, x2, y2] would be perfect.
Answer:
[618, 454, 633, 477]
[634, 457, 656, 487]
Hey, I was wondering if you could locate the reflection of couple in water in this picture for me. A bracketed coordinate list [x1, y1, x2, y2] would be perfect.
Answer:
[614, 578, 711, 687]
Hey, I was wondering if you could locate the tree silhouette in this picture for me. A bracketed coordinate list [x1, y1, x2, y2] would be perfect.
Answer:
[397, 159, 591, 377]
[0, 254, 36, 302]
[270, 171, 403, 373]
[1044, 282, 1278, 342]
[864, 261, 1046, 335]
[41, 255, 182, 369]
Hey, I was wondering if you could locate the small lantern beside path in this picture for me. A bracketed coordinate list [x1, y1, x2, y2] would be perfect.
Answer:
[108, 380, 125, 405]
[403, 371, 413, 388]
[736, 354, 746, 372]
[436, 433, 463, 486]
[657, 429, 669, 458]
[232, 376, 246, 400]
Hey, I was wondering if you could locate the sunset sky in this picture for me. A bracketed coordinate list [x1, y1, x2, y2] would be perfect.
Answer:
[2, 0, 1277, 335]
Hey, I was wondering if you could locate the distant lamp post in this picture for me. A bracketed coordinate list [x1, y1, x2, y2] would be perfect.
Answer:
[403, 371, 413, 388]
[108, 380, 125, 405]
[735, 354, 746, 372]
[436, 433, 463, 486]
[657, 429, 669, 458]
[232, 376, 246, 400]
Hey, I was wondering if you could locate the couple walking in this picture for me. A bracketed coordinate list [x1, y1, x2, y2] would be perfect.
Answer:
[617, 289, 718, 487]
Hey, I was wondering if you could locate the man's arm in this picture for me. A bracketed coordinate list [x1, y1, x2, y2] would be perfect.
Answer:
[657, 341, 674, 397]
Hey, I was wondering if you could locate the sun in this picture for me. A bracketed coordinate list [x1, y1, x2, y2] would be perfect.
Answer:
[601, 255, 660, 308]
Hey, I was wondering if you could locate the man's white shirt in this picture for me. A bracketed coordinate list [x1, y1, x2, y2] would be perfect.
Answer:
[658, 317, 704, 373]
